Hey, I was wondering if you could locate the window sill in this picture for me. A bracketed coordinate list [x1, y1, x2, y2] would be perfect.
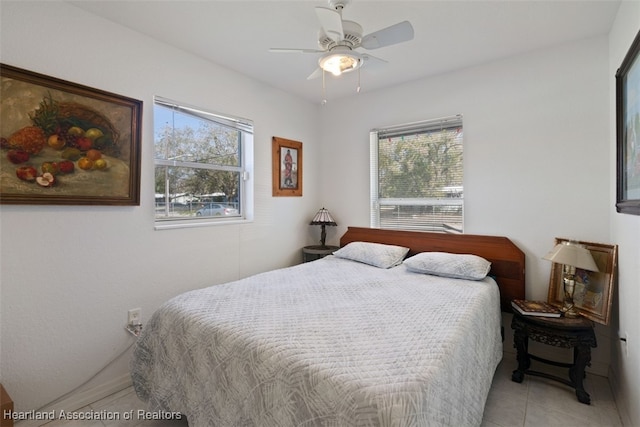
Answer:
[154, 217, 251, 230]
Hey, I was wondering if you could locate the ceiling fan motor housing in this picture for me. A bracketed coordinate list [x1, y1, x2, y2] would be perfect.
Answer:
[318, 20, 363, 51]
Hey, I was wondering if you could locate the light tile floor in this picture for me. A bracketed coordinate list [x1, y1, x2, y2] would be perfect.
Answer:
[42, 354, 623, 427]
[481, 354, 622, 427]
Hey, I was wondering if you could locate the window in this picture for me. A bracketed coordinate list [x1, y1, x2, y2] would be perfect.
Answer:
[154, 97, 253, 227]
[370, 115, 463, 233]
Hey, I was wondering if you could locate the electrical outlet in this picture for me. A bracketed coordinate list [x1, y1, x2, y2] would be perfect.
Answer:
[128, 308, 141, 326]
[619, 330, 628, 357]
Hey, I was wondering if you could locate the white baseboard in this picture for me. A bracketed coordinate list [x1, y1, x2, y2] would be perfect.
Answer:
[608, 364, 632, 427]
[16, 374, 132, 427]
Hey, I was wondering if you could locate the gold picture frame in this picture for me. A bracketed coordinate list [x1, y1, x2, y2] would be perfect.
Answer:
[272, 136, 302, 197]
[0, 64, 142, 205]
[547, 238, 618, 325]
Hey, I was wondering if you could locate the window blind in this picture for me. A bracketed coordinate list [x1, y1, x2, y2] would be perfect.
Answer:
[370, 114, 463, 233]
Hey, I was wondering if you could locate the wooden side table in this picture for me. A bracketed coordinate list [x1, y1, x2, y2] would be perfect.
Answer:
[302, 245, 339, 263]
[510, 310, 597, 404]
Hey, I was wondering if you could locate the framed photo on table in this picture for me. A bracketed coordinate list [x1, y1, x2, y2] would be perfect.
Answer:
[616, 29, 640, 215]
[547, 238, 618, 325]
[272, 136, 302, 197]
[0, 64, 142, 205]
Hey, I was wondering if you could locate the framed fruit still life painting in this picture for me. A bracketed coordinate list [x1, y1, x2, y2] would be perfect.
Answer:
[0, 64, 142, 205]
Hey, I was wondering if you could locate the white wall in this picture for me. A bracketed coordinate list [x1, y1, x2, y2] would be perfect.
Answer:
[0, 1, 322, 412]
[2, 0, 637, 422]
[319, 37, 613, 372]
[321, 35, 611, 295]
[608, 2, 640, 425]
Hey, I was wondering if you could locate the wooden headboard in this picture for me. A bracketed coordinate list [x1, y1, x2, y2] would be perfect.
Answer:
[340, 227, 525, 312]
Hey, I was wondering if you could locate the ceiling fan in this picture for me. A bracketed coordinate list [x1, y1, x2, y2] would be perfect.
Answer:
[269, 0, 414, 80]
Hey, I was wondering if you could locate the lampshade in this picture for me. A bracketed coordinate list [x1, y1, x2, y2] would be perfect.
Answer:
[543, 241, 599, 272]
[310, 207, 337, 226]
[318, 51, 362, 76]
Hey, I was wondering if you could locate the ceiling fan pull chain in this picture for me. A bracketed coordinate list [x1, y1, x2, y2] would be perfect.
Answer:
[321, 69, 328, 105]
[357, 66, 361, 93]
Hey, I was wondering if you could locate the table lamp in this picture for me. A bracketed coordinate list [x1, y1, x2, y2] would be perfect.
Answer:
[310, 207, 337, 248]
[543, 240, 599, 318]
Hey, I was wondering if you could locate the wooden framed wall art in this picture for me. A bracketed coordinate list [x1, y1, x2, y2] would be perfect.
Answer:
[616, 29, 640, 215]
[0, 64, 142, 205]
[272, 136, 302, 197]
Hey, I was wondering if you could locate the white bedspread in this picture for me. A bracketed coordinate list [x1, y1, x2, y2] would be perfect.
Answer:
[131, 256, 502, 427]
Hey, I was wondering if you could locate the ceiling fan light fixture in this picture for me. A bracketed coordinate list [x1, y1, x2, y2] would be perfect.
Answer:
[319, 51, 362, 76]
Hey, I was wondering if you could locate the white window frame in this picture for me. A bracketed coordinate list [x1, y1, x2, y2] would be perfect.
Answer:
[153, 96, 254, 230]
[370, 114, 463, 233]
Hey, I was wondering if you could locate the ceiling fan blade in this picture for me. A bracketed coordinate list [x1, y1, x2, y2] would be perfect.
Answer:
[361, 21, 414, 50]
[307, 67, 323, 80]
[269, 48, 324, 54]
[361, 54, 388, 73]
[315, 7, 344, 42]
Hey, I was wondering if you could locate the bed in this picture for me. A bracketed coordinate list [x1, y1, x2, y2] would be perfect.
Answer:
[131, 227, 525, 426]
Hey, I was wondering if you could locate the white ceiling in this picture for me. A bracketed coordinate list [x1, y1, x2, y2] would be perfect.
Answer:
[70, 0, 621, 104]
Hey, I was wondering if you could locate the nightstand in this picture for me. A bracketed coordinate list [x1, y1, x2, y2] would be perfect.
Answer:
[302, 245, 339, 263]
[511, 310, 597, 404]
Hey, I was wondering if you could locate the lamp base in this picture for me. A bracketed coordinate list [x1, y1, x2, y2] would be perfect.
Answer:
[562, 306, 581, 318]
[562, 269, 581, 318]
[319, 224, 327, 247]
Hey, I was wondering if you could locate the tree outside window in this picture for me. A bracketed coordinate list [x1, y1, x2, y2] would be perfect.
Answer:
[371, 116, 463, 233]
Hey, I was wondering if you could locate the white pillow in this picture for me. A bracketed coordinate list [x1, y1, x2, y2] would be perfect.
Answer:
[404, 252, 491, 280]
[333, 242, 410, 269]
